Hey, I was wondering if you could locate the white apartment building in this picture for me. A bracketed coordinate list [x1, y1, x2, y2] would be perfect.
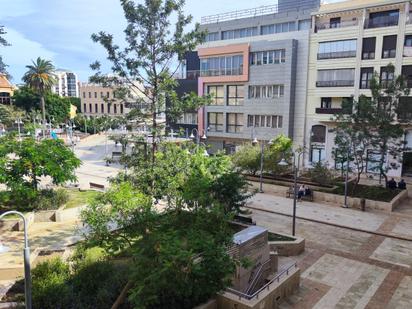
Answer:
[306, 0, 412, 177]
[52, 69, 79, 97]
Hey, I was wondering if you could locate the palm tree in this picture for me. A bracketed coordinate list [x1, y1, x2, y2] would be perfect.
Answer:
[22, 57, 56, 137]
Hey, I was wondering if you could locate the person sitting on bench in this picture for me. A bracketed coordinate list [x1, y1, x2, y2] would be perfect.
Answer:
[398, 179, 407, 190]
[305, 187, 311, 196]
[387, 178, 397, 190]
[298, 184, 306, 200]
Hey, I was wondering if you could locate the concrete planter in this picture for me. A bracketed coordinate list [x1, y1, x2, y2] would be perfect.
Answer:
[268, 234, 305, 257]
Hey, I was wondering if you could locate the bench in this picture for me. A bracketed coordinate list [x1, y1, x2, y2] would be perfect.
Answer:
[286, 186, 313, 202]
[89, 182, 105, 191]
[112, 151, 122, 161]
[233, 215, 256, 225]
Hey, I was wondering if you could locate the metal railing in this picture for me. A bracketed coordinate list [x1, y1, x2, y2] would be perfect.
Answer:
[201, 5, 279, 24]
[317, 51, 356, 60]
[245, 259, 270, 295]
[200, 68, 243, 77]
[226, 262, 298, 300]
[364, 16, 399, 29]
[315, 19, 358, 31]
[173, 70, 200, 80]
[316, 80, 354, 87]
[315, 107, 344, 114]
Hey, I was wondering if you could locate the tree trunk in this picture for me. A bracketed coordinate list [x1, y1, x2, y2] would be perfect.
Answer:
[41, 95, 46, 138]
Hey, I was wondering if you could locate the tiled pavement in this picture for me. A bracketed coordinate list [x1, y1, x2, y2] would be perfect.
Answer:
[248, 194, 412, 309]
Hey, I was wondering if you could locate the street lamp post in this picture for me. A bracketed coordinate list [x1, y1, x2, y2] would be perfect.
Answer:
[278, 149, 305, 236]
[15, 117, 23, 140]
[190, 128, 207, 150]
[251, 127, 273, 193]
[0, 211, 32, 309]
[343, 147, 351, 208]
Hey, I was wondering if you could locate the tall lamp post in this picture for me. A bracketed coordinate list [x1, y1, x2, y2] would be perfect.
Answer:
[190, 128, 207, 150]
[252, 137, 274, 193]
[15, 117, 23, 141]
[0, 211, 32, 309]
[342, 147, 351, 208]
[278, 148, 305, 236]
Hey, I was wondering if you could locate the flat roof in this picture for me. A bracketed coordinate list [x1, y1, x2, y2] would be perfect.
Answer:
[233, 225, 267, 245]
[317, 0, 406, 15]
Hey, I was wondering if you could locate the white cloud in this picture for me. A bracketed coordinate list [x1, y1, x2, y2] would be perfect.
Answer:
[1, 28, 56, 81]
[0, 0, 36, 19]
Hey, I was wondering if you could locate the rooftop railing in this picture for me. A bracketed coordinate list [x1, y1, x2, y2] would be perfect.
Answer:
[315, 19, 358, 31]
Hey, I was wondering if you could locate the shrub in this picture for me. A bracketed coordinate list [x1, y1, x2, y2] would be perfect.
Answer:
[35, 189, 69, 210]
[307, 162, 334, 186]
[231, 143, 260, 175]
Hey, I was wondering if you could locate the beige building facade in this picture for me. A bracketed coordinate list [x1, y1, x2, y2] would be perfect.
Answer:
[79, 83, 130, 117]
[306, 0, 412, 177]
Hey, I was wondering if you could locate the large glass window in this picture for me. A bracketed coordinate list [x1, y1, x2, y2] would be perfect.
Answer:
[200, 55, 243, 76]
[317, 69, 355, 87]
[261, 22, 296, 35]
[101, 103, 104, 113]
[330, 17, 341, 28]
[227, 113, 243, 133]
[321, 97, 332, 109]
[382, 35, 397, 58]
[95, 104, 98, 113]
[227, 85, 244, 106]
[89, 104, 92, 113]
[250, 50, 285, 65]
[318, 39, 357, 59]
[177, 112, 198, 125]
[205, 32, 219, 42]
[380, 66, 394, 88]
[83, 103, 86, 113]
[311, 147, 326, 163]
[298, 19, 311, 30]
[222, 27, 258, 40]
[366, 151, 382, 173]
[208, 112, 223, 132]
[247, 115, 283, 128]
[366, 10, 399, 29]
[248, 85, 284, 99]
[404, 35, 412, 57]
[360, 67, 374, 89]
[402, 65, 412, 88]
[207, 85, 224, 105]
[362, 37, 376, 59]
[0, 92, 11, 104]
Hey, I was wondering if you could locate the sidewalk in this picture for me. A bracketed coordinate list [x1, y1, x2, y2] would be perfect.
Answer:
[248, 193, 412, 240]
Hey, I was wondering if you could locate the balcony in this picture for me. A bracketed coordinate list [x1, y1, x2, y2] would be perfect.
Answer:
[173, 70, 200, 80]
[317, 51, 356, 60]
[316, 80, 355, 87]
[200, 68, 243, 77]
[315, 19, 358, 32]
[364, 16, 398, 29]
[315, 107, 346, 115]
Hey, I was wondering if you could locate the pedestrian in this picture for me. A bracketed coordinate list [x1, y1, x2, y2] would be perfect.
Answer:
[398, 179, 407, 190]
[298, 184, 306, 200]
[387, 178, 397, 190]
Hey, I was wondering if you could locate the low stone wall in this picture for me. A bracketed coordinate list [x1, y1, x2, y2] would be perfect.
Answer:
[216, 267, 300, 309]
[249, 181, 408, 213]
[1, 212, 36, 231]
[194, 299, 217, 309]
[269, 235, 305, 257]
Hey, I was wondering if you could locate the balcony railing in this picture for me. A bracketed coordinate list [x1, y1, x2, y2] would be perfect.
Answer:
[315, 108, 344, 114]
[173, 70, 200, 80]
[316, 80, 354, 87]
[364, 16, 398, 29]
[315, 19, 358, 32]
[200, 68, 243, 77]
[317, 51, 356, 60]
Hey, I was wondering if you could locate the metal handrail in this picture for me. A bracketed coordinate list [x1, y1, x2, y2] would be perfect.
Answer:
[226, 262, 298, 300]
[201, 5, 279, 24]
[245, 259, 270, 295]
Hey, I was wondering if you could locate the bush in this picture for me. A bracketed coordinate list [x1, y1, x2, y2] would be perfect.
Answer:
[307, 162, 334, 186]
[231, 143, 260, 175]
[35, 189, 69, 210]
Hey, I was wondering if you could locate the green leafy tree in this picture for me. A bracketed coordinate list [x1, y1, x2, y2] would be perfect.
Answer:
[231, 143, 261, 175]
[22, 57, 57, 137]
[46, 93, 71, 124]
[0, 136, 81, 195]
[90, 0, 207, 162]
[0, 104, 25, 128]
[263, 134, 293, 175]
[0, 25, 10, 77]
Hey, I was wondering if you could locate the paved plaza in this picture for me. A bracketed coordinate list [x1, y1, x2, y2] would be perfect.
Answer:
[249, 193, 412, 309]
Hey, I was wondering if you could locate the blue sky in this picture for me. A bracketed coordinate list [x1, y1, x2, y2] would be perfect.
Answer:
[0, 0, 340, 83]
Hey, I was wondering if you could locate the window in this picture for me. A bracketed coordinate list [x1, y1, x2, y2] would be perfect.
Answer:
[114, 104, 117, 114]
[100, 92, 104, 98]
[89, 104, 92, 113]
[88, 92, 91, 98]
[330, 17, 341, 28]
[311, 147, 326, 163]
[250, 50, 285, 65]
[261, 22, 295, 35]
[227, 113, 243, 133]
[248, 85, 284, 99]
[207, 85, 224, 105]
[247, 115, 283, 128]
[95, 104, 98, 113]
[380, 66, 394, 88]
[222, 27, 258, 40]
[298, 19, 311, 30]
[227, 85, 244, 105]
[382, 35, 397, 58]
[177, 113, 198, 125]
[83, 92, 86, 98]
[208, 112, 223, 132]
[206, 32, 219, 42]
[321, 97, 332, 109]
[402, 65, 412, 88]
[108, 104, 111, 114]
[311, 125, 326, 143]
[94, 92, 97, 98]
[317, 69, 355, 87]
[362, 37, 376, 59]
[101, 103, 104, 113]
[404, 35, 412, 57]
[318, 39, 357, 59]
[360, 67, 374, 89]
[83, 104, 86, 113]
[367, 10, 399, 29]
[200, 55, 243, 76]
[0, 92, 11, 104]
[107, 91, 110, 98]
[120, 104, 124, 114]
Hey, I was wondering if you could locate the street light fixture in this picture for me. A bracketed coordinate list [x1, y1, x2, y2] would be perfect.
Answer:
[0, 211, 32, 309]
[278, 148, 305, 236]
[15, 118, 23, 141]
